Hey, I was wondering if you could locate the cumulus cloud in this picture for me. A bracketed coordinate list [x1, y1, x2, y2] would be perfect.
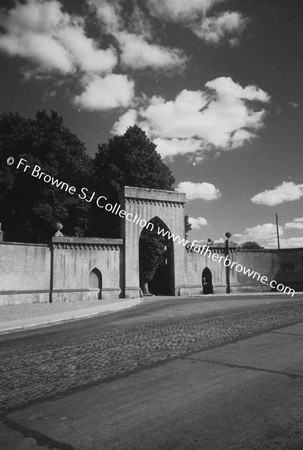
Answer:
[117, 32, 188, 70]
[236, 218, 303, 249]
[112, 77, 269, 160]
[176, 181, 221, 200]
[154, 138, 203, 159]
[0, 0, 117, 75]
[278, 237, 303, 249]
[285, 218, 303, 230]
[111, 109, 137, 135]
[236, 223, 283, 248]
[192, 11, 248, 45]
[146, 0, 225, 22]
[74, 74, 135, 111]
[146, 0, 248, 45]
[189, 216, 208, 229]
[251, 182, 303, 206]
[90, 0, 187, 71]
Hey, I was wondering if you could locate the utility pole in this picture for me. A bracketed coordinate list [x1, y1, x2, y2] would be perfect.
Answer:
[275, 213, 280, 250]
[224, 232, 232, 293]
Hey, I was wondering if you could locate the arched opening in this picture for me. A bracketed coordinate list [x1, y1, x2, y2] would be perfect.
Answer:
[89, 268, 102, 299]
[202, 267, 213, 294]
[139, 217, 174, 296]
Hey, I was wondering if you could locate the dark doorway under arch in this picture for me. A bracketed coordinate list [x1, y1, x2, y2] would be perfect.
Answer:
[202, 267, 213, 294]
[139, 217, 174, 296]
[89, 268, 102, 299]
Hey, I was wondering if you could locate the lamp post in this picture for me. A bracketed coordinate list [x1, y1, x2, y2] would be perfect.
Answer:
[224, 232, 232, 294]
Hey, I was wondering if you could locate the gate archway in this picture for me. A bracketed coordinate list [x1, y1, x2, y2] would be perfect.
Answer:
[139, 217, 174, 296]
[120, 186, 186, 298]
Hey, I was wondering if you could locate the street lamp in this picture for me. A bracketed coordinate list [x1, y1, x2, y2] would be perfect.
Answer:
[224, 232, 232, 294]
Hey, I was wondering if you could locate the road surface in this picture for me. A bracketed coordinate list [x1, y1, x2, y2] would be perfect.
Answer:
[1, 294, 303, 449]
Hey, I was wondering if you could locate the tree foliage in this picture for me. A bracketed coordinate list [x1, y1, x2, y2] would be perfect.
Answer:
[92, 126, 176, 292]
[0, 111, 93, 242]
[240, 241, 264, 249]
[184, 214, 192, 239]
[139, 219, 167, 284]
[91, 125, 175, 237]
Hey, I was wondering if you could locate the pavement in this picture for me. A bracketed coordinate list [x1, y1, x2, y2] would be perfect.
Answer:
[0, 291, 296, 335]
[0, 297, 142, 335]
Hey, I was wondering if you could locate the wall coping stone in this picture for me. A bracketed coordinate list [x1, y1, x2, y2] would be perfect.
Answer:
[52, 237, 123, 246]
[121, 186, 186, 204]
[0, 241, 48, 247]
[235, 248, 303, 253]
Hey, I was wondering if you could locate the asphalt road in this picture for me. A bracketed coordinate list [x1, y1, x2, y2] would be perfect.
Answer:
[1, 294, 303, 449]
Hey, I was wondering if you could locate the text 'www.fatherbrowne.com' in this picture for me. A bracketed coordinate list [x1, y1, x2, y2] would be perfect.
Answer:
[156, 228, 295, 297]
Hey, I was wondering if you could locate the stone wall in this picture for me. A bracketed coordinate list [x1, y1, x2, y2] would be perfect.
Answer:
[51, 237, 123, 302]
[1, 186, 303, 305]
[0, 238, 123, 305]
[182, 246, 303, 295]
[234, 249, 303, 292]
[182, 246, 237, 295]
[0, 242, 50, 305]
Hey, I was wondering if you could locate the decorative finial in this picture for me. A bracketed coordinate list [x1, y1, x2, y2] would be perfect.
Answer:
[54, 222, 64, 237]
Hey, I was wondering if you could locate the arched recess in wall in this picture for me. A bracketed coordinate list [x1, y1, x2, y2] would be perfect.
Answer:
[139, 216, 175, 296]
[89, 268, 102, 299]
[202, 267, 213, 294]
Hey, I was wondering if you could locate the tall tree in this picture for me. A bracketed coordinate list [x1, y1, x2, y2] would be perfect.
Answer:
[92, 125, 176, 294]
[0, 111, 93, 242]
[91, 125, 175, 237]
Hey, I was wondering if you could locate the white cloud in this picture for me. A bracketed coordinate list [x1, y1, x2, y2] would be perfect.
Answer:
[285, 218, 303, 230]
[89, 1, 122, 34]
[236, 217, 303, 249]
[205, 76, 270, 102]
[117, 77, 270, 160]
[236, 223, 283, 248]
[0, 31, 73, 73]
[90, 0, 187, 71]
[154, 138, 203, 159]
[189, 216, 208, 229]
[192, 11, 248, 45]
[117, 32, 188, 70]
[176, 181, 221, 200]
[111, 109, 137, 135]
[146, 0, 225, 22]
[278, 237, 303, 249]
[74, 74, 135, 111]
[0, 0, 117, 75]
[57, 27, 117, 73]
[251, 182, 303, 206]
[146, 0, 248, 45]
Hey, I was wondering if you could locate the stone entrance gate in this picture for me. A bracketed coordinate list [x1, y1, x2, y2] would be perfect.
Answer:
[119, 187, 186, 298]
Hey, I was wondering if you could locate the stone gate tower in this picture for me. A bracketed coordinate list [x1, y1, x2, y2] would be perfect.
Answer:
[119, 186, 186, 298]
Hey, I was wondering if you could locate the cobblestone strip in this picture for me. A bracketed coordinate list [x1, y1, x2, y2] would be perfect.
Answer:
[0, 303, 303, 414]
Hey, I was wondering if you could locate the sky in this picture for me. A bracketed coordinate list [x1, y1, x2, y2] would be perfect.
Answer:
[0, 0, 303, 248]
